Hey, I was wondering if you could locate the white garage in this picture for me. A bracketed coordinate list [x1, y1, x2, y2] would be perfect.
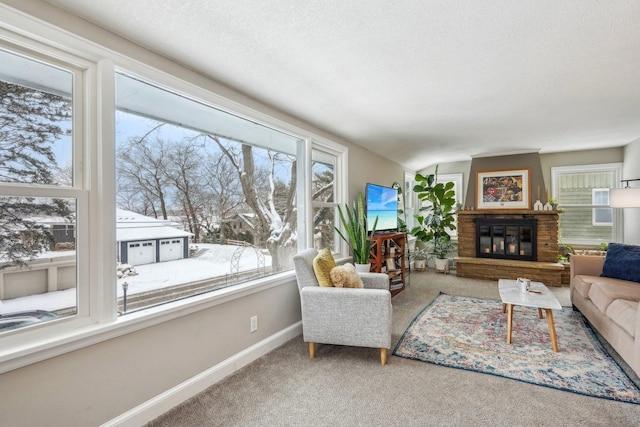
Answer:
[127, 241, 156, 266]
[116, 209, 192, 266]
[159, 238, 184, 262]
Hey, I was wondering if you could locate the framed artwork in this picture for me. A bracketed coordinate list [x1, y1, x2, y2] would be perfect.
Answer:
[476, 169, 530, 209]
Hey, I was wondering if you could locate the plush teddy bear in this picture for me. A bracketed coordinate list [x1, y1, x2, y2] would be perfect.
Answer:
[330, 263, 364, 288]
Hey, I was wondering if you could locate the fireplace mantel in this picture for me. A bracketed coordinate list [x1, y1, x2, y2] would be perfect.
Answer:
[457, 209, 560, 216]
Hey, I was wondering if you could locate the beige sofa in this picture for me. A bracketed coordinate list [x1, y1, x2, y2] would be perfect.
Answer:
[570, 255, 640, 376]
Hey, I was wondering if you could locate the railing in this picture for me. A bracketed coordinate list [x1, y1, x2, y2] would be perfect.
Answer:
[226, 239, 256, 247]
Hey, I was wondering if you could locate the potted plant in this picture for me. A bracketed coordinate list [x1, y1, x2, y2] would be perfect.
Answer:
[410, 165, 457, 272]
[335, 192, 378, 271]
[557, 242, 574, 264]
[412, 247, 429, 271]
[428, 236, 458, 272]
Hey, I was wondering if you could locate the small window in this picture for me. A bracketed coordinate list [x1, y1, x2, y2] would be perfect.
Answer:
[592, 188, 612, 226]
[311, 150, 337, 252]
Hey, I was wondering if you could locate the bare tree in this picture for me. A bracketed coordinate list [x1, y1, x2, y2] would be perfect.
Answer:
[311, 168, 335, 246]
[207, 135, 296, 271]
[200, 151, 245, 241]
[116, 127, 170, 219]
[165, 138, 207, 241]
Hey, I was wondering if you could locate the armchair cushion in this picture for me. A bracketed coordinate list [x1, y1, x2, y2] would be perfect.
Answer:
[313, 247, 336, 287]
[330, 263, 364, 288]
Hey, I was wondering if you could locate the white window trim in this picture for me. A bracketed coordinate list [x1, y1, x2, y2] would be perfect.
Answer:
[551, 163, 623, 245]
[310, 147, 344, 253]
[0, 6, 349, 374]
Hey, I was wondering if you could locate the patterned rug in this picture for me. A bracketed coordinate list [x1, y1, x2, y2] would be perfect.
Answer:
[393, 293, 640, 404]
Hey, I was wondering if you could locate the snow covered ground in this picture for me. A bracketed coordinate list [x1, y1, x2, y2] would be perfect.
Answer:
[0, 244, 272, 315]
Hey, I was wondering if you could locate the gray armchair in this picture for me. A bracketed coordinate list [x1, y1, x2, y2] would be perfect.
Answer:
[293, 248, 393, 365]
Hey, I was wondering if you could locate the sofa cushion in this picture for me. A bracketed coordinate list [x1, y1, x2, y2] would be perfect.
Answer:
[313, 247, 337, 287]
[573, 275, 601, 299]
[601, 243, 640, 283]
[588, 280, 640, 314]
[606, 299, 638, 338]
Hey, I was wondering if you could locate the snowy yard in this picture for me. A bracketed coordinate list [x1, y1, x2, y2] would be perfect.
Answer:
[0, 244, 272, 314]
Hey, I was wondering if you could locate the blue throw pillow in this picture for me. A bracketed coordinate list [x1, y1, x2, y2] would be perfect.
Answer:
[601, 243, 640, 283]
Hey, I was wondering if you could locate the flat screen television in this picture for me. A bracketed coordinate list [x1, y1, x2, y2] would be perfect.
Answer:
[365, 183, 398, 233]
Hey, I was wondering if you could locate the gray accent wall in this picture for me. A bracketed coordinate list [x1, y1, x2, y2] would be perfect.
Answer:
[464, 153, 547, 209]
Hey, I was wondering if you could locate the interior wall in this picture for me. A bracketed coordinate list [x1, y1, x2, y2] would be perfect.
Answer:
[348, 144, 407, 201]
[0, 283, 301, 426]
[0, 1, 405, 426]
[419, 149, 626, 211]
[539, 147, 624, 190]
[464, 153, 547, 209]
[622, 139, 640, 244]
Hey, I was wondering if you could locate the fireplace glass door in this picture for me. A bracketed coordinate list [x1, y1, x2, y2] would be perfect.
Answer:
[477, 219, 536, 261]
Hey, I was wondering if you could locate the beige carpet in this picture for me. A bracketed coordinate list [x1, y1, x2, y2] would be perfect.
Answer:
[146, 270, 640, 426]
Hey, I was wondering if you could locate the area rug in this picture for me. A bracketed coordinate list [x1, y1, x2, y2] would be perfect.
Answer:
[393, 293, 640, 404]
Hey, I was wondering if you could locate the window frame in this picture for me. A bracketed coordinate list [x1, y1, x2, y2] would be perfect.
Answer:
[0, 14, 348, 373]
[0, 38, 97, 339]
[551, 163, 622, 245]
[591, 188, 613, 226]
[310, 148, 342, 253]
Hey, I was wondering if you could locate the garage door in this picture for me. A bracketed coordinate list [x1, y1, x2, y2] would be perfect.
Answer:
[127, 241, 156, 266]
[159, 238, 183, 262]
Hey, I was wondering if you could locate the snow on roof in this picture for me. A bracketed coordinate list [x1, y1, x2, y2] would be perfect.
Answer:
[223, 213, 257, 230]
[117, 225, 191, 242]
[116, 209, 192, 242]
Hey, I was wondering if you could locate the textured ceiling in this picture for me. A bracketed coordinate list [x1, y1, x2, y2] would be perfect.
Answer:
[43, 0, 640, 170]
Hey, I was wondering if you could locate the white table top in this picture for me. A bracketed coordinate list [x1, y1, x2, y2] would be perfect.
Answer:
[498, 279, 562, 310]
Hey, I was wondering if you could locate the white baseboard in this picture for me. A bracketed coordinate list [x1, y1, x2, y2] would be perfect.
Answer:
[101, 322, 302, 427]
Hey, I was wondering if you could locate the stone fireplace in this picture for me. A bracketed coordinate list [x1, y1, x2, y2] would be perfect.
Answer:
[455, 210, 564, 286]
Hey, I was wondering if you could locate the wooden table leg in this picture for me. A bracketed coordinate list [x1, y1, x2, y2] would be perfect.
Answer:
[538, 308, 543, 319]
[507, 304, 514, 344]
[545, 309, 559, 352]
[502, 303, 506, 313]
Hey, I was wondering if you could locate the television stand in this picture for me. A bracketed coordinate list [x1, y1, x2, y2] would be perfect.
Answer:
[368, 232, 407, 296]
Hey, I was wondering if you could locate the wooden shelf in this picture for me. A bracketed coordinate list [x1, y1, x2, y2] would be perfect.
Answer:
[368, 232, 407, 296]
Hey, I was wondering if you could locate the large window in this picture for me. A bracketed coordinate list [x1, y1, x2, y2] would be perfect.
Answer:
[115, 73, 304, 312]
[0, 46, 83, 332]
[0, 24, 345, 370]
[552, 164, 622, 245]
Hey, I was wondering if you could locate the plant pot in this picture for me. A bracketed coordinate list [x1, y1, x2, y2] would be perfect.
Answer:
[355, 263, 371, 273]
[434, 257, 449, 273]
[414, 259, 426, 271]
